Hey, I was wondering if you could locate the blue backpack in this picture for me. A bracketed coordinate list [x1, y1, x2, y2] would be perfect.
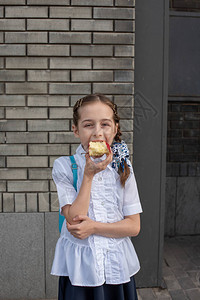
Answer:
[59, 155, 78, 232]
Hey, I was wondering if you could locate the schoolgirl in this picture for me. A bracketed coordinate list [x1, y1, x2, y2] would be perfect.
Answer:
[51, 93, 142, 300]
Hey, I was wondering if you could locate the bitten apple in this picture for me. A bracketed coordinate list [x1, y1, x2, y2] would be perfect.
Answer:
[89, 141, 111, 157]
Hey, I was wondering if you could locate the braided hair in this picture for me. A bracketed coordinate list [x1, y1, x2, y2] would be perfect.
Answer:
[73, 93, 130, 186]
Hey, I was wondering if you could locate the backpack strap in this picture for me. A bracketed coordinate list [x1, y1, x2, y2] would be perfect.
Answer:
[69, 155, 78, 192]
[59, 155, 78, 232]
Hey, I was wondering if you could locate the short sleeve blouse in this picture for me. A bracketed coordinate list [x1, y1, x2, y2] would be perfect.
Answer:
[51, 144, 143, 286]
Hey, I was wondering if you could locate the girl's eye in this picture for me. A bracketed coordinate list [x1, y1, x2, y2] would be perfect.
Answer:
[102, 123, 110, 127]
[84, 124, 93, 127]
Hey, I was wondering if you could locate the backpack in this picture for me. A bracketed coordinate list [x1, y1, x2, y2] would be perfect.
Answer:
[59, 155, 78, 232]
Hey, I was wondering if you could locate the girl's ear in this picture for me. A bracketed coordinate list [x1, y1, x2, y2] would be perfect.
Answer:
[72, 124, 79, 138]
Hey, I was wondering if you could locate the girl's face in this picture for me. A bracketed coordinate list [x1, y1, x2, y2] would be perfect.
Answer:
[72, 101, 118, 152]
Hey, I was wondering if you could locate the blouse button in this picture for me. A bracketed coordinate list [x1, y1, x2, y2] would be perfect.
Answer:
[101, 201, 104, 205]
[98, 177, 102, 181]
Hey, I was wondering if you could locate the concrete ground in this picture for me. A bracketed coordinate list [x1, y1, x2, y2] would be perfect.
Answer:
[17, 236, 200, 300]
[137, 236, 200, 300]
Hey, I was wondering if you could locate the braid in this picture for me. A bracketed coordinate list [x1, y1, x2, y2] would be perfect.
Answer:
[73, 97, 83, 112]
[111, 103, 122, 142]
[112, 103, 130, 186]
[115, 126, 122, 142]
[73, 97, 84, 126]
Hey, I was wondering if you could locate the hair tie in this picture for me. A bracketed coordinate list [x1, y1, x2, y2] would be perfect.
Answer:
[111, 140, 131, 172]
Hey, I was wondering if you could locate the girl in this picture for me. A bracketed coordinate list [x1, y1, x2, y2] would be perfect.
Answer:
[51, 93, 142, 300]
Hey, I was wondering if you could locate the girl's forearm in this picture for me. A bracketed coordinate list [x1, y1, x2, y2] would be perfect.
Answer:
[63, 174, 93, 224]
[93, 215, 140, 238]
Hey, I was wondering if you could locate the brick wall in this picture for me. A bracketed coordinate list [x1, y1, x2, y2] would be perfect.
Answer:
[0, 0, 135, 214]
[167, 102, 200, 177]
[165, 101, 200, 236]
[170, 0, 200, 10]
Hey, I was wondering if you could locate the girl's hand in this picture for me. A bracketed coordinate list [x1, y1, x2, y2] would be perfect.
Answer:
[84, 152, 113, 179]
[67, 215, 95, 240]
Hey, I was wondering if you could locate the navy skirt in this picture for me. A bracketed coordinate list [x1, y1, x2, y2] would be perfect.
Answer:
[58, 276, 138, 300]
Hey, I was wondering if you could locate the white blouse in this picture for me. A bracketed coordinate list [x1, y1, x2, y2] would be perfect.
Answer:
[51, 144, 143, 287]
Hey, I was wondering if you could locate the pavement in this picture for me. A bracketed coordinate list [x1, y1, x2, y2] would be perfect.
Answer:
[137, 236, 200, 299]
[25, 236, 200, 300]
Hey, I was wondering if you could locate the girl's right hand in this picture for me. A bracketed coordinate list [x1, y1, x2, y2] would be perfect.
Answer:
[84, 152, 113, 179]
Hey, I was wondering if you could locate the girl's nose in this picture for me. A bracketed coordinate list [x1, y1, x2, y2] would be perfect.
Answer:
[93, 124, 103, 138]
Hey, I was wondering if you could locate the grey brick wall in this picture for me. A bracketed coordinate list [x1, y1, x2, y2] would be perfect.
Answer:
[0, 0, 135, 214]
[167, 102, 200, 177]
[170, 0, 200, 11]
[165, 101, 200, 236]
